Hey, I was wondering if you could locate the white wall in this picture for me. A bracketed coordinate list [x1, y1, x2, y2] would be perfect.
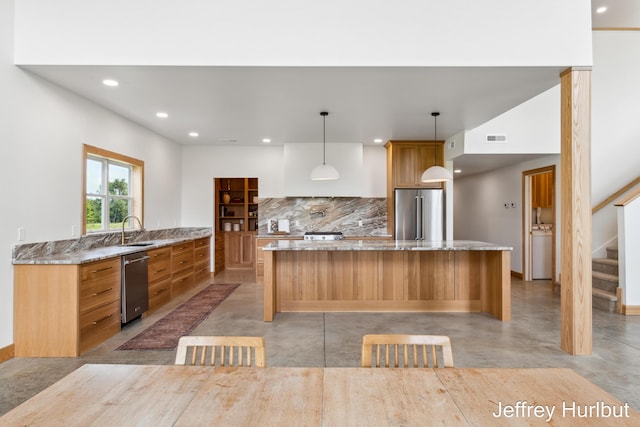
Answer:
[454, 156, 560, 276]
[180, 145, 386, 229]
[0, 0, 183, 349]
[460, 86, 560, 155]
[180, 145, 285, 229]
[454, 31, 640, 275]
[591, 31, 640, 257]
[14, 0, 592, 67]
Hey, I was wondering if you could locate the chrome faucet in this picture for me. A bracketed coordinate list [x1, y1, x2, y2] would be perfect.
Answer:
[121, 215, 144, 245]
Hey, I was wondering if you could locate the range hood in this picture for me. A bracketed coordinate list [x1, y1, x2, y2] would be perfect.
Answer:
[283, 143, 363, 197]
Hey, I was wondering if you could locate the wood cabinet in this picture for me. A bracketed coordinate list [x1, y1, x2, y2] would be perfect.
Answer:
[78, 258, 122, 354]
[193, 237, 211, 283]
[214, 233, 225, 274]
[215, 177, 259, 233]
[14, 236, 212, 358]
[171, 241, 195, 296]
[255, 236, 304, 277]
[531, 172, 553, 208]
[214, 177, 258, 272]
[385, 140, 446, 237]
[225, 232, 255, 269]
[147, 246, 172, 312]
[386, 141, 444, 189]
[14, 258, 121, 357]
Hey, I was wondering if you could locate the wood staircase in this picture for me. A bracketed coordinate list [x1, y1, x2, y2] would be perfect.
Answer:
[591, 247, 619, 312]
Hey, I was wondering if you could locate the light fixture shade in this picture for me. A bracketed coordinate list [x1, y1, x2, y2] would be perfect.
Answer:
[421, 165, 452, 183]
[310, 163, 340, 180]
[420, 110, 451, 183]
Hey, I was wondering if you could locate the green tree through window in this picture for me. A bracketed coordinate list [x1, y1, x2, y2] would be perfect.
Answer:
[84, 145, 143, 234]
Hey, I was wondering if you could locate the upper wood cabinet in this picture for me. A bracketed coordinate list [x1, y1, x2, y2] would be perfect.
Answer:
[531, 172, 553, 208]
[386, 141, 444, 189]
[385, 141, 445, 237]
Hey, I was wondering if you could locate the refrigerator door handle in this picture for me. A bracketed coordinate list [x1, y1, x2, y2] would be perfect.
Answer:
[415, 195, 421, 240]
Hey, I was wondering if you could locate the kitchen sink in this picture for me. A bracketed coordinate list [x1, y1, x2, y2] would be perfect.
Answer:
[121, 242, 155, 247]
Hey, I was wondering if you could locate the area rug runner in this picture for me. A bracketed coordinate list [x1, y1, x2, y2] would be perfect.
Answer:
[117, 283, 240, 351]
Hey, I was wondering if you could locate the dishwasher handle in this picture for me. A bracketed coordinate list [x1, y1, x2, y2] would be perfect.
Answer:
[123, 255, 150, 266]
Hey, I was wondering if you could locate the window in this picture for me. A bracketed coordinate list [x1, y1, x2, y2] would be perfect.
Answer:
[83, 145, 144, 234]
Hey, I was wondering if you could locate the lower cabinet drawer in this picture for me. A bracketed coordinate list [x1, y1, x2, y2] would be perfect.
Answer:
[172, 271, 194, 296]
[148, 257, 171, 283]
[148, 277, 172, 311]
[193, 262, 210, 283]
[79, 300, 121, 354]
[79, 279, 120, 316]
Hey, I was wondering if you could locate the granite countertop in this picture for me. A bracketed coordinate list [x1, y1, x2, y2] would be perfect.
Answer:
[13, 234, 211, 265]
[262, 240, 512, 251]
[256, 234, 393, 239]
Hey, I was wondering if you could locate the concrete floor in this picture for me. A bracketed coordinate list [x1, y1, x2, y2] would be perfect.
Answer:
[2, 269, 640, 416]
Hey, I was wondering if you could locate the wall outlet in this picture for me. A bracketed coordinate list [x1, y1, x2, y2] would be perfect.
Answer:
[71, 225, 78, 237]
[18, 227, 25, 241]
[295, 220, 300, 227]
[358, 220, 363, 227]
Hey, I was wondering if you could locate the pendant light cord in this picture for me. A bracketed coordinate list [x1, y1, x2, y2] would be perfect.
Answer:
[321, 111, 328, 165]
[432, 111, 439, 165]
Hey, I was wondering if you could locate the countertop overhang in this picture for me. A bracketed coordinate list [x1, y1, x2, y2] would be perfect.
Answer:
[262, 239, 512, 252]
[12, 233, 211, 265]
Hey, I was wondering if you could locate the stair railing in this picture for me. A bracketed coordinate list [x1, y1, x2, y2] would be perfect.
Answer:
[592, 176, 640, 215]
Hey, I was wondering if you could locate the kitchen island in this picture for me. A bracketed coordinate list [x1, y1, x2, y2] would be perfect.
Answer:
[262, 240, 511, 321]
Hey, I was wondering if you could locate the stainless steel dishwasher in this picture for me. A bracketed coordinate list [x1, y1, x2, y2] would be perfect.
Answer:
[121, 251, 150, 324]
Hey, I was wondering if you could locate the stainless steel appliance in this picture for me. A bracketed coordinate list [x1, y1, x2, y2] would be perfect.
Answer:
[121, 251, 150, 324]
[394, 188, 445, 240]
[304, 231, 344, 241]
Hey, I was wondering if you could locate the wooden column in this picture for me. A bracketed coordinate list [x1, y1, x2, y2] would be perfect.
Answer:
[560, 67, 592, 355]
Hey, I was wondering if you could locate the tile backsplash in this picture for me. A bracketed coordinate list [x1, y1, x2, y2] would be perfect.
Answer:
[258, 197, 388, 236]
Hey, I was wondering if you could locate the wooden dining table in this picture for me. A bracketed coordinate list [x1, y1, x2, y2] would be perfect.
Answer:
[1, 364, 637, 426]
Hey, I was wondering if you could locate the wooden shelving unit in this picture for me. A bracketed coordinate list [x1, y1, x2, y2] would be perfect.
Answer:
[214, 177, 258, 271]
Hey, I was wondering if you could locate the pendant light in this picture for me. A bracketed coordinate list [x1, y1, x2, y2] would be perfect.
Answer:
[310, 111, 340, 180]
[421, 111, 452, 183]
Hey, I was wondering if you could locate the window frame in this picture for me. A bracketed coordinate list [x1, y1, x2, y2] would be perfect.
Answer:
[82, 144, 144, 235]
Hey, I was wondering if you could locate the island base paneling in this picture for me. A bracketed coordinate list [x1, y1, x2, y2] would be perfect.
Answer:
[264, 249, 510, 321]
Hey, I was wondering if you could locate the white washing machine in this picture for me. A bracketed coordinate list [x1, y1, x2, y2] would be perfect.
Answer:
[531, 230, 552, 279]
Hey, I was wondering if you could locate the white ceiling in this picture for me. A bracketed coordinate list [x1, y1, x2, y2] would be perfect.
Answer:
[19, 1, 637, 179]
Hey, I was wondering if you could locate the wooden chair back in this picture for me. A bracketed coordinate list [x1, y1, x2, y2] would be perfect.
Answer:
[361, 334, 454, 368]
[175, 336, 266, 367]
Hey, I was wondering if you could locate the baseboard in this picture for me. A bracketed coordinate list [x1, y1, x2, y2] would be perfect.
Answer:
[0, 344, 15, 363]
[622, 305, 640, 315]
[511, 270, 523, 279]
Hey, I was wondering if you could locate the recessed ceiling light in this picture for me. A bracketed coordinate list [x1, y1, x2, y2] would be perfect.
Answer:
[102, 79, 119, 87]
[373, 138, 383, 144]
[188, 132, 199, 137]
[262, 138, 271, 143]
[454, 169, 462, 174]
[156, 112, 168, 118]
[596, 6, 607, 13]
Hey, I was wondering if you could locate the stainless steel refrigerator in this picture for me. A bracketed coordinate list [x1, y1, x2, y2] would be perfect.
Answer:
[394, 189, 445, 240]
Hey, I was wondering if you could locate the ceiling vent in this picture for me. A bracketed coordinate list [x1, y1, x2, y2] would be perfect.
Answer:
[486, 134, 507, 143]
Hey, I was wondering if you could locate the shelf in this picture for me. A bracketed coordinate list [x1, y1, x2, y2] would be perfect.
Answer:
[215, 177, 259, 234]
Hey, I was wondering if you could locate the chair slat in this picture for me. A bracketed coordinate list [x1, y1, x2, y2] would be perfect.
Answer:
[361, 334, 454, 368]
[175, 336, 266, 367]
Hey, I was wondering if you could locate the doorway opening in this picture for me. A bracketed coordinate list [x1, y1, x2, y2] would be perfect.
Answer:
[522, 166, 556, 286]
